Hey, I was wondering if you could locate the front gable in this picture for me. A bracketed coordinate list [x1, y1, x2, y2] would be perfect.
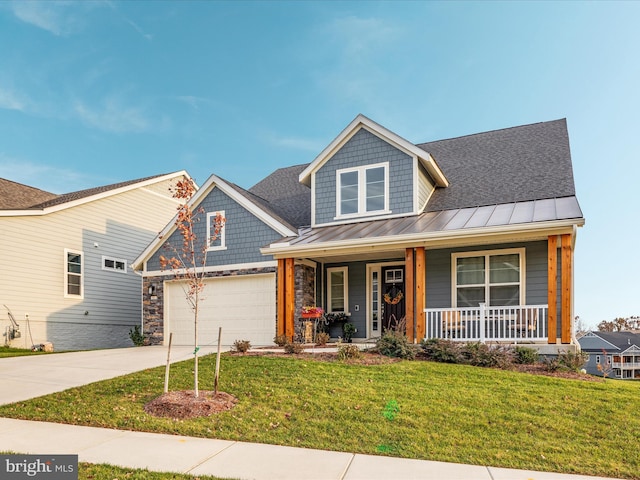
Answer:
[300, 115, 448, 227]
[136, 174, 297, 274]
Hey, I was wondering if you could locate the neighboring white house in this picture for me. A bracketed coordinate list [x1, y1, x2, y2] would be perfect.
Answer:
[0, 172, 189, 351]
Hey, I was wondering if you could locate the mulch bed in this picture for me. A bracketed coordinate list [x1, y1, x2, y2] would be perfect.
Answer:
[144, 390, 238, 419]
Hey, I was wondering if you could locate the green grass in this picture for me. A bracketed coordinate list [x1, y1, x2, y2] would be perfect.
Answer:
[0, 353, 638, 479]
[0, 346, 49, 358]
[79, 462, 235, 480]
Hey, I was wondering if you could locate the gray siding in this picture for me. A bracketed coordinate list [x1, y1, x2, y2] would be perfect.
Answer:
[426, 241, 549, 308]
[314, 128, 414, 225]
[324, 260, 367, 339]
[147, 186, 283, 271]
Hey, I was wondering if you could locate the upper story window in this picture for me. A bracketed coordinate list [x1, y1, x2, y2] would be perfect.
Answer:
[207, 211, 226, 251]
[452, 248, 525, 308]
[65, 249, 83, 298]
[102, 256, 127, 273]
[336, 163, 389, 219]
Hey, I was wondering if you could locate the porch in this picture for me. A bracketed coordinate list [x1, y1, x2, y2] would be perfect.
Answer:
[274, 234, 575, 346]
[425, 304, 548, 342]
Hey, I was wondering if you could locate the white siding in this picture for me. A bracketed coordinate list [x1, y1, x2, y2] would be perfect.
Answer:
[0, 177, 182, 351]
[418, 164, 435, 211]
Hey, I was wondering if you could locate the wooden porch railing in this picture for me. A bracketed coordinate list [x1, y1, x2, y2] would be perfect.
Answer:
[424, 304, 548, 342]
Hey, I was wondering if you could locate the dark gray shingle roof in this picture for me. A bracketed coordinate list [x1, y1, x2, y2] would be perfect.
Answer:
[419, 119, 576, 212]
[580, 331, 640, 351]
[249, 164, 311, 228]
[0, 178, 57, 210]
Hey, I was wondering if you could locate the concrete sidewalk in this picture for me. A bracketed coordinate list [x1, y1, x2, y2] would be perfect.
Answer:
[0, 418, 622, 480]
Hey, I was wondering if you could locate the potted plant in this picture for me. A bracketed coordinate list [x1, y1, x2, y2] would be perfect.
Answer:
[301, 306, 324, 318]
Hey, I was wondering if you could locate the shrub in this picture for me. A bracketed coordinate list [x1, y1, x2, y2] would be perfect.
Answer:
[129, 325, 145, 346]
[232, 339, 251, 354]
[315, 332, 330, 346]
[558, 350, 589, 371]
[420, 338, 464, 363]
[337, 343, 362, 360]
[283, 342, 304, 354]
[342, 322, 356, 342]
[461, 343, 513, 368]
[542, 355, 562, 372]
[375, 330, 416, 359]
[273, 334, 288, 347]
[514, 346, 539, 364]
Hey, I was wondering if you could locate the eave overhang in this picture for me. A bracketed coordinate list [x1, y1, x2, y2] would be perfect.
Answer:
[261, 196, 585, 260]
[263, 219, 583, 259]
[298, 114, 449, 188]
[0, 171, 190, 217]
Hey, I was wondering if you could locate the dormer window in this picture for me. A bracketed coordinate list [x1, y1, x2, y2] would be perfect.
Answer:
[336, 163, 389, 219]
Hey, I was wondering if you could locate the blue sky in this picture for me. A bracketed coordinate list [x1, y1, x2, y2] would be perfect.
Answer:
[1, 1, 638, 328]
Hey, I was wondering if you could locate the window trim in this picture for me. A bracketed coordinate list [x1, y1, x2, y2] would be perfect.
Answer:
[206, 210, 227, 252]
[335, 162, 390, 219]
[102, 256, 127, 273]
[64, 248, 84, 299]
[451, 248, 525, 308]
[327, 266, 349, 314]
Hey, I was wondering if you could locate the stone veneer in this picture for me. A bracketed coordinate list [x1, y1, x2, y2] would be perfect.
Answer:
[295, 263, 317, 316]
[142, 266, 276, 345]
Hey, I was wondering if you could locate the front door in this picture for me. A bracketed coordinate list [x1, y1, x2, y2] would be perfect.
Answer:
[381, 266, 405, 331]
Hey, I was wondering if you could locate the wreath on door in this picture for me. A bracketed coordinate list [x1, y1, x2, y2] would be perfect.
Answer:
[383, 285, 404, 305]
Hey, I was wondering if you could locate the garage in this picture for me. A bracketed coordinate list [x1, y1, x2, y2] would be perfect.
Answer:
[165, 273, 276, 346]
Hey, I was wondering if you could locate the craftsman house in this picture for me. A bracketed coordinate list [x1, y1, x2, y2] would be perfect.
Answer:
[134, 115, 584, 351]
[0, 172, 189, 351]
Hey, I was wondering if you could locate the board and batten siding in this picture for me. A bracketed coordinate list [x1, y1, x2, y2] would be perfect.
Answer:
[0, 179, 181, 351]
[146, 185, 284, 272]
[313, 128, 415, 226]
[425, 241, 549, 308]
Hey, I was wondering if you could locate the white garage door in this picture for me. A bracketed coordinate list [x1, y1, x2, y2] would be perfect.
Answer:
[165, 274, 276, 346]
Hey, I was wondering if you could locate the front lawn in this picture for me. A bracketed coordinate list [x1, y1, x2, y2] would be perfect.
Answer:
[0, 353, 637, 479]
[0, 347, 49, 358]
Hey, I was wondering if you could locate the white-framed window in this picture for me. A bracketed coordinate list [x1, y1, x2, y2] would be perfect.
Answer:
[327, 266, 349, 313]
[206, 210, 226, 251]
[452, 248, 525, 308]
[336, 163, 389, 218]
[596, 355, 601, 365]
[64, 249, 83, 298]
[102, 256, 127, 273]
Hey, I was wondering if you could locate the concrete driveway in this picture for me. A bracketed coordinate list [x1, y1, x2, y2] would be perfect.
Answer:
[0, 345, 221, 405]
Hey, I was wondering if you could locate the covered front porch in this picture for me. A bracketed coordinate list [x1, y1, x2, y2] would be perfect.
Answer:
[273, 232, 575, 346]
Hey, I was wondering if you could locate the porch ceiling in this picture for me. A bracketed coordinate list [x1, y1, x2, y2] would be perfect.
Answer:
[265, 196, 583, 260]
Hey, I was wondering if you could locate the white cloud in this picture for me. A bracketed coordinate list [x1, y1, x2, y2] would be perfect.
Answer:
[176, 96, 216, 111]
[10, 1, 83, 36]
[0, 154, 97, 193]
[0, 87, 26, 112]
[265, 133, 323, 152]
[74, 98, 155, 134]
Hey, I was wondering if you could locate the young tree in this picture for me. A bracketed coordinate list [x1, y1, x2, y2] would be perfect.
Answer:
[159, 178, 225, 397]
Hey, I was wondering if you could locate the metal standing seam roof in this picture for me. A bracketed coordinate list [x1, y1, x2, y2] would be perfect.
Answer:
[278, 196, 583, 248]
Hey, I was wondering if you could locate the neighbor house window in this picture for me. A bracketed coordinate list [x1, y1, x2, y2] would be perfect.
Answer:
[102, 256, 126, 273]
[65, 249, 83, 298]
[336, 163, 388, 218]
[206, 211, 226, 251]
[327, 266, 348, 313]
[452, 248, 524, 308]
